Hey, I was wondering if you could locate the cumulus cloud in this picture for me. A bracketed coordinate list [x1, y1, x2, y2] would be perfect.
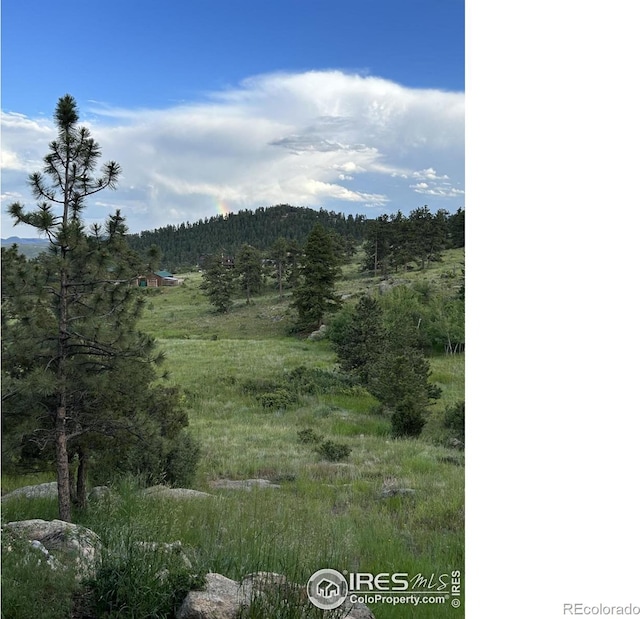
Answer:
[1, 71, 464, 235]
[409, 167, 464, 197]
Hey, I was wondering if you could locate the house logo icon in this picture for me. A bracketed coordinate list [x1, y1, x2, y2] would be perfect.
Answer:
[307, 568, 348, 610]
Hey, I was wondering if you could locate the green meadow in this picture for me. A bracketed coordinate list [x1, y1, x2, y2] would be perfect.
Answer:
[1, 249, 465, 619]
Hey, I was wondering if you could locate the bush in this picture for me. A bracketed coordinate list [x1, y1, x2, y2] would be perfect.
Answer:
[314, 440, 352, 462]
[91, 427, 202, 489]
[286, 365, 352, 395]
[443, 400, 465, 445]
[390, 399, 426, 438]
[257, 389, 297, 410]
[165, 432, 202, 487]
[241, 378, 285, 395]
[297, 428, 323, 444]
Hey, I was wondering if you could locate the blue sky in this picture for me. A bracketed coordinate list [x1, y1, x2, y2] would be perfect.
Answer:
[1, 0, 464, 235]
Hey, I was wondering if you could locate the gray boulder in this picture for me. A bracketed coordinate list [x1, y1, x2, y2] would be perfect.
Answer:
[378, 278, 408, 295]
[141, 486, 213, 499]
[307, 324, 329, 341]
[177, 573, 250, 619]
[209, 479, 280, 491]
[2, 519, 102, 580]
[88, 485, 113, 502]
[1, 482, 58, 501]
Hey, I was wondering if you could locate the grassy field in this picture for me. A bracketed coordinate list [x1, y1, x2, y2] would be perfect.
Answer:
[1, 250, 465, 619]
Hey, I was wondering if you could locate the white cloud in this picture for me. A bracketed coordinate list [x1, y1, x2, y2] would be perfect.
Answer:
[410, 182, 465, 197]
[1, 71, 464, 235]
[412, 168, 449, 181]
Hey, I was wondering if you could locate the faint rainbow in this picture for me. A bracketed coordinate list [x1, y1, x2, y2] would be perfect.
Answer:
[215, 200, 232, 218]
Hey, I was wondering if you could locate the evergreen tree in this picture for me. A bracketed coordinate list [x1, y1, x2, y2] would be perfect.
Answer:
[447, 207, 465, 248]
[334, 295, 385, 383]
[330, 286, 443, 438]
[368, 348, 442, 437]
[409, 206, 448, 269]
[269, 237, 289, 299]
[285, 239, 303, 289]
[388, 211, 414, 272]
[3, 95, 196, 519]
[235, 243, 263, 304]
[200, 252, 235, 312]
[292, 224, 342, 331]
[363, 215, 393, 276]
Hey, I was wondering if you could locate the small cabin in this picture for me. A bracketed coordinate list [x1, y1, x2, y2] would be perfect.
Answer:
[135, 270, 182, 288]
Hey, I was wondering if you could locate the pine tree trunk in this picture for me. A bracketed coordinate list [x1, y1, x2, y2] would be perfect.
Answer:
[76, 446, 88, 510]
[56, 247, 73, 522]
[55, 404, 72, 521]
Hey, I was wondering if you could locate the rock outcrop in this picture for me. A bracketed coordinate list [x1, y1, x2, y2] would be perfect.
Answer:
[141, 486, 213, 499]
[1, 482, 58, 501]
[2, 518, 102, 580]
[209, 478, 280, 491]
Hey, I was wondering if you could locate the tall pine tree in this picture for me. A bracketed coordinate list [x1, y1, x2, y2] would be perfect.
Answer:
[3, 95, 195, 519]
[200, 251, 235, 312]
[292, 224, 341, 331]
[235, 243, 263, 304]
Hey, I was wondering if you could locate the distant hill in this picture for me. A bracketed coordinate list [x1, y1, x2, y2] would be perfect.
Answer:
[126, 204, 369, 272]
[1, 237, 50, 259]
[1, 237, 50, 246]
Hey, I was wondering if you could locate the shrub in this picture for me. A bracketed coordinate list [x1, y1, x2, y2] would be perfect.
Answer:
[390, 399, 426, 438]
[286, 365, 352, 395]
[91, 426, 202, 489]
[241, 378, 285, 395]
[443, 400, 465, 445]
[257, 389, 297, 410]
[297, 428, 323, 444]
[165, 432, 202, 487]
[412, 279, 433, 303]
[314, 440, 352, 462]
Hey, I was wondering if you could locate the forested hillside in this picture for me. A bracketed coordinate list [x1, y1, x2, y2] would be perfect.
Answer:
[126, 204, 368, 271]
[126, 203, 465, 272]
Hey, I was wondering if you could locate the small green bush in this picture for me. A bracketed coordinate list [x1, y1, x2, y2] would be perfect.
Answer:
[390, 400, 426, 438]
[241, 378, 285, 395]
[297, 428, 323, 444]
[286, 365, 353, 395]
[314, 440, 352, 462]
[92, 427, 202, 489]
[165, 432, 202, 487]
[443, 400, 465, 445]
[257, 389, 297, 410]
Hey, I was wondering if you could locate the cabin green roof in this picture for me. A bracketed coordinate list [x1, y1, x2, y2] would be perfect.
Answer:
[154, 270, 173, 278]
